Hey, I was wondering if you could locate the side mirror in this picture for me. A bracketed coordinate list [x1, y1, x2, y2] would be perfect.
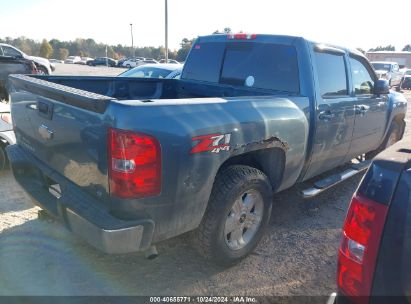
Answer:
[374, 79, 389, 95]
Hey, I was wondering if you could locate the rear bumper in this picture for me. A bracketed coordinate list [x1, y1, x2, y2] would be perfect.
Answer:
[6, 144, 155, 254]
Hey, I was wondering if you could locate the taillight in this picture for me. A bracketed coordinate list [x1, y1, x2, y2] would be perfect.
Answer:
[227, 33, 257, 40]
[337, 194, 388, 302]
[1, 113, 12, 124]
[30, 62, 38, 74]
[108, 128, 161, 199]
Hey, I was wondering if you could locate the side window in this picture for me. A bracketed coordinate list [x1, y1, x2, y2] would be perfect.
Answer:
[314, 52, 348, 97]
[349, 56, 375, 95]
[3, 46, 21, 57]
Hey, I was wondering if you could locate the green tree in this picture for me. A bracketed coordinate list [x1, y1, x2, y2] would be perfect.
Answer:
[213, 27, 232, 34]
[356, 48, 366, 55]
[368, 45, 395, 52]
[176, 38, 194, 62]
[39, 39, 53, 58]
[402, 44, 411, 51]
[2, 35, 191, 62]
[18, 39, 32, 55]
[58, 48, 69, 60]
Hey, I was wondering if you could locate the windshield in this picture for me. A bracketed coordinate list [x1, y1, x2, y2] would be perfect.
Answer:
[372, 63, 391, 71]
[182, 41, 299, 93]
[119, 66, 173, 78]
[405, 70, 411, 76]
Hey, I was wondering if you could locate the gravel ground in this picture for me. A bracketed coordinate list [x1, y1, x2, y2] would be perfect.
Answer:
[0, 66, 410, 296]
[51, 63, 128, 76]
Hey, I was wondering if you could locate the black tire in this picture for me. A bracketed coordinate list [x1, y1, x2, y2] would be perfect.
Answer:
[196, 165, 273, 266]
[0, 145, 8, 171]
[366, 120, 402, 159]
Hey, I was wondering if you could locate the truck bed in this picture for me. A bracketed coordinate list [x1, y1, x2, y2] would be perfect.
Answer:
[7, 73, 309, 245]
[12, 74, 290, 106]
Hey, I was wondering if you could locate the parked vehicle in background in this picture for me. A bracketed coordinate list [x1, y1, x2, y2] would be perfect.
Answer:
[6, 34, 407, 266]
[118, 63, 183, 79]
[142, 58, 158, 64]
[76, 57, 93, 65]
[122, 57, 145, 68]
[371, 61, 402, 88]
[401, 70, 411, 90]
[159, 59, 180, 64]
[87, 57, 117, 67]
[332, 136, 411, 304]
[117, 58, 129, 67]
[0, 55, 37, 100]
[49, 59, 64, 64]
[0, 43, 54, 75]
[0, 102, 15, 170]
[64, 56, 81, 64]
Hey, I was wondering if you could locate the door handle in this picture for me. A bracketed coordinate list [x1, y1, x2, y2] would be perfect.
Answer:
[318, 110, 335, 121]
[355, 105, 369, 115]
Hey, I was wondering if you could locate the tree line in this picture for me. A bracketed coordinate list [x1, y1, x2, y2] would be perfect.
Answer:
[0, 36, 195, 62]
[368, 45, 411, 52]
[3, 35, 409, 62]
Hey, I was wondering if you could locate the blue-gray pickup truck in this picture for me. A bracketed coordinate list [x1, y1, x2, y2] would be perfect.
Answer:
[6, 34, 408, 265]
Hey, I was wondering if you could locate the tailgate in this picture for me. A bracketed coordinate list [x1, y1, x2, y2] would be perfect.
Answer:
[8, 74, 114, 198]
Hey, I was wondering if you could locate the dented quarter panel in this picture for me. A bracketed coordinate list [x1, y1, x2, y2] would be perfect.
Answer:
[105, 95, 309, 241]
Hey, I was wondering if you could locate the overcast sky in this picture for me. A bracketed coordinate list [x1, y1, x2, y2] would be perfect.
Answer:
[0, 0, 409, 51]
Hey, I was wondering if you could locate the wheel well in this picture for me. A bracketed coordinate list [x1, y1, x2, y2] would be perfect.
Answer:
[393, 113, 405, 124]
[393, 113, 406, 137]
[217, 148, 285, 191]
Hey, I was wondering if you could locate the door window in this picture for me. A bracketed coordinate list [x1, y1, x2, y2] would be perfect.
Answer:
[349, 56, 375, 95]
[314, 52, 348, 97]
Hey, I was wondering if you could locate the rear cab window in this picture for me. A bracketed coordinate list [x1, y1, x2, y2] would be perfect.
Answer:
[182, 41, 300, 93]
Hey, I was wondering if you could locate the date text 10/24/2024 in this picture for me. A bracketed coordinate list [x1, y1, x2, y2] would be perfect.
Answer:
[149, 296, 257, 303]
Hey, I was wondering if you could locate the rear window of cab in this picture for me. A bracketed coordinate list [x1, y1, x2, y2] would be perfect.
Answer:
[182, 42, 299, 93]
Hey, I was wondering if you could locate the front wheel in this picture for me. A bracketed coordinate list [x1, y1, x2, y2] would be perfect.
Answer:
[196, 165, 273, 266]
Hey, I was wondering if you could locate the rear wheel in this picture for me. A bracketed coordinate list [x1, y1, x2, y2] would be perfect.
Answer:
[196, 165, 273, 266]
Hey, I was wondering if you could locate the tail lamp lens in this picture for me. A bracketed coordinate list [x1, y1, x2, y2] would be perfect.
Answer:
[108, 128, 161, 199]
[1, 113, 12, 124]
[337, 194, 388, 301]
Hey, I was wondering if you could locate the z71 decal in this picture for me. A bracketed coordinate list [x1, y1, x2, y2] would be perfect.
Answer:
[191, 133, 231, 154]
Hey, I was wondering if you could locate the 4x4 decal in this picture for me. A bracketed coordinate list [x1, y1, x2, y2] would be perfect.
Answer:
[190, 133, 231, 154]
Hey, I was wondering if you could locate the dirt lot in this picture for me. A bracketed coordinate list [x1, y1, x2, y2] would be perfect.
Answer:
[51, 63, 128, 76]
[0, 66, 410, 296]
